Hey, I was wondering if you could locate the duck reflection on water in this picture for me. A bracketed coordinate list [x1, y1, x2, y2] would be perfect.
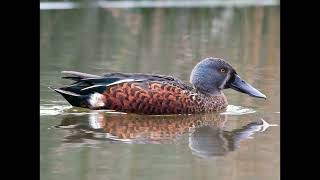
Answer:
[56, 111, 276, 157]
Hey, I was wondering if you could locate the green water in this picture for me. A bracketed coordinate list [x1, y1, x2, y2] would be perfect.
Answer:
[40, 5, 280, 180]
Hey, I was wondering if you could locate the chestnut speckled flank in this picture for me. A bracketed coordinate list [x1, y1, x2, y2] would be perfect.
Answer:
[50, 57, 266, 115]
[88, 81, 227, 114]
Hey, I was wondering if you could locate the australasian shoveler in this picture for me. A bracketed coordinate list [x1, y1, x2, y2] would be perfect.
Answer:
[50, 57, 266, 115]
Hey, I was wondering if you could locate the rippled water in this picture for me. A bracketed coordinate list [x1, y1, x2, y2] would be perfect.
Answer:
[40, 3, 279, 180]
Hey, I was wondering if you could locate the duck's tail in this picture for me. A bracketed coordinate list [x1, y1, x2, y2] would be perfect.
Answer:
[48, 86, 90, 108]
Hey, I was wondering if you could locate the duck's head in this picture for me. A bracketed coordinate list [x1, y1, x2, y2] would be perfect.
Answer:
[190, 57, 266, 99]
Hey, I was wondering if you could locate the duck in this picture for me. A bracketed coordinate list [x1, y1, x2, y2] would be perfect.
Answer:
[49, 57, 266, 115]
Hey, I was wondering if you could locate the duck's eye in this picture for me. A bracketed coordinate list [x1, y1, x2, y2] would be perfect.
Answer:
[220, 68, 226, 73]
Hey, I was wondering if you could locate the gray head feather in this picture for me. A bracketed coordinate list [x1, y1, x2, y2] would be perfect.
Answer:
[190, 57, 235, 95]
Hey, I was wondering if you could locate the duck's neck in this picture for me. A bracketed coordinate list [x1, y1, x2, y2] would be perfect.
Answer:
[196, 88, 223, 97]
